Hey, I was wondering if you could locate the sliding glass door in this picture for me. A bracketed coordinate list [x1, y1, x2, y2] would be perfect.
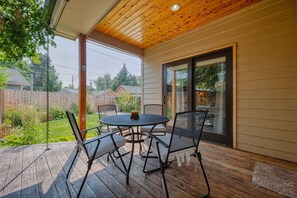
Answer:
[163, 60, 192, 125]
[163, 48, 232, 146]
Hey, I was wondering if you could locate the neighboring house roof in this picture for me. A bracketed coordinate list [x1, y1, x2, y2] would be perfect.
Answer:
[91, 89, 117, 96]
[58, 88, 79, 94]
[115, 85, 141, 95]
[6, 68, 30, 86]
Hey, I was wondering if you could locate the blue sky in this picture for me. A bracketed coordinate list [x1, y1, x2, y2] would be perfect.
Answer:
[48, 36, 142, 88]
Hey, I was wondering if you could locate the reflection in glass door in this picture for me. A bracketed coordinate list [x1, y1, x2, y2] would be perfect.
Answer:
[195, 57, 226, 134]
[163, 47, 232, 146]
[194, 49, 232, 146]
[164, 63, 189, 123]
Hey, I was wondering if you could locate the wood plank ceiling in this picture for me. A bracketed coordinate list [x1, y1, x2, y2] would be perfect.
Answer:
[95, 0, 261, 49]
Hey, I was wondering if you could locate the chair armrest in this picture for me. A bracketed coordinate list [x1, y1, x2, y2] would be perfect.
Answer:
[80, 125, 101, 133]
[150, 133, 169, 148]
[83, 131, 118, 145]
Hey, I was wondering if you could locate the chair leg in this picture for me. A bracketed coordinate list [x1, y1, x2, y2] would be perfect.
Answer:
[196, 152, 210, 198]
[156, 142, 169, 198]
[66, 148, 79, 197]
[66, 149, 79, 179]
[77, 159, 93, 197]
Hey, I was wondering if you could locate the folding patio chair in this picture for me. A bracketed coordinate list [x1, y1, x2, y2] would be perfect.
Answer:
[140, 104, 167, 135]
[97, 104, 129, 135]
[66, 111, 128, 197]
[143, 110, 210, 198]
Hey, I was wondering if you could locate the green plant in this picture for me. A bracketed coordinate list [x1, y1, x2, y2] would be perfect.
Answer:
[87, 103, 93, 114]
[50, 106, 66, 120]
[70, 103, 79, 115]
[115, 91, 141, 112]
[18, 106, 41, 144]
[4, 107, 22, 127]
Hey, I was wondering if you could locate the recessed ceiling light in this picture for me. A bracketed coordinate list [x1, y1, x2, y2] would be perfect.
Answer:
[171, 4, 180, 12]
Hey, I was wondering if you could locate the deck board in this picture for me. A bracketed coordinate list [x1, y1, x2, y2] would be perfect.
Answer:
[0, 141, 295, 198]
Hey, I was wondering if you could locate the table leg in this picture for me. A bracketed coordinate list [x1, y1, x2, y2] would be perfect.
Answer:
[126, 127, 135, 184]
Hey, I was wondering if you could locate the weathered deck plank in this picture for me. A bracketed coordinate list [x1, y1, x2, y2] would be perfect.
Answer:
[60, 142, 116, 198]
[33, 144, 59, 198]
[50, 143, 96, 198]
[21, 146, 40, 198]
[2, 146, 23, 198]
[0, 147, 14, 197]
[66, 143, 136, 198]
[0, 141, 295, 198]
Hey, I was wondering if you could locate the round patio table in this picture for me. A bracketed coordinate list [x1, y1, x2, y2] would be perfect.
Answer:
[101, 114, 169, 184]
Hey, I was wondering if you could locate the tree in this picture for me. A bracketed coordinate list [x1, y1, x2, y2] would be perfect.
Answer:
[0, 0, 54, 66]
[94, 74, 112, 90]
[111, 64, 139, 90]
[29, 53, 62, 92]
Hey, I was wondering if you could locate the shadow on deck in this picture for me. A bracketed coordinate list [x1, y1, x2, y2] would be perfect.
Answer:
[0, 141, 296, 197]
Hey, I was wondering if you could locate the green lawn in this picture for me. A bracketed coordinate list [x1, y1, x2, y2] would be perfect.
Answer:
[38, 113, 100, 143]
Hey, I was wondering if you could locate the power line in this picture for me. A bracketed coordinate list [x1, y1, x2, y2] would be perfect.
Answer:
[86, 47, 140, 65]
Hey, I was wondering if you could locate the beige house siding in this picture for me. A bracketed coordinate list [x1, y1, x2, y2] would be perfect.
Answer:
[143, 0, 297, 162]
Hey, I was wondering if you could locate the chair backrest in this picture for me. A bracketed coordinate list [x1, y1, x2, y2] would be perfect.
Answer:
[66, 111, 85, 145]
[143, 104, 163, 115]
[168, 111, 207, 154]
[98, 104, 117, 120]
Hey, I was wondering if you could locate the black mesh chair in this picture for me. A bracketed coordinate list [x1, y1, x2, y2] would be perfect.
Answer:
[143, 110, 210, 198]
[140, 104, 166, 135]
[98, 104, 129, 135]
[66, 111, 128, 197]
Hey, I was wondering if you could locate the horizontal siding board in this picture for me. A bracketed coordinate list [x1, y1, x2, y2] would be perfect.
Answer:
[237, 125, 297, 143]
[237, 134, 297, 154]
[238, 117, 297, 132]
[237, 88, 297, 99]
[237, 108, 297, 122]
[143, 0, 297, 162]
[237, 77, 297, 90]
[143, 88, 161, 94]
[237, 54, 297, 72]
[237, 143, 297, 163]
[237, 99, 297, 110]
[237, 65, 297, 80]
[143, 83, 162, 89]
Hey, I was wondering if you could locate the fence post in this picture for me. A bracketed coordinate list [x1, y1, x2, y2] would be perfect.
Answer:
[0, 89, 4, 124]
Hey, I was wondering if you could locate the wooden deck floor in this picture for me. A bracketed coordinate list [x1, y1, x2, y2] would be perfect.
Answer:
[0, 141, 296, 198]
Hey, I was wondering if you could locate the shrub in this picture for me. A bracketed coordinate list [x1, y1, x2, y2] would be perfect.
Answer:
[3, 105, 41, 145]
[70, 103, 79, 115]
[4, 107, 22, 127]
[18, 106, 41, 145]
[115, 91, 141, 112]
[87, 103, 93, 114]
[50, 106, 66, 120]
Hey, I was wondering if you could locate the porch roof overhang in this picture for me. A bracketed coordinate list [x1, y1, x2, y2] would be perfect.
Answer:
[46, 0, 144, 57]
[47, 0, 261, 57]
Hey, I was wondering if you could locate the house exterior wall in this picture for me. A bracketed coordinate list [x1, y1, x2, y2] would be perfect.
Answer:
[6, 85, 23, 90]
[143, 0, 297, 162]
[105, 90, 117, 97]
[115, 86, 127, 96]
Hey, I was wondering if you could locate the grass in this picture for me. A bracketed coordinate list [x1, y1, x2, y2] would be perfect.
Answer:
[38, 113, 100, 143]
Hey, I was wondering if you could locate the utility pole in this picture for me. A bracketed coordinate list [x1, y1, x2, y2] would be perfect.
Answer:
[89, 80, 93, 91]
[104, 78, 106, 105]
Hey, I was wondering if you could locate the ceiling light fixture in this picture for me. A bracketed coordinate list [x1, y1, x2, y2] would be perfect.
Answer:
[171, 4, 180, 12]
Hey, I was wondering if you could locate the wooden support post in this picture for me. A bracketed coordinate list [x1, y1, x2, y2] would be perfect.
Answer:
[78, 34, 87, 134]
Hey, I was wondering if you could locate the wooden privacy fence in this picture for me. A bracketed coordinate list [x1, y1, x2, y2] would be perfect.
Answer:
[1, 89, 117, 112]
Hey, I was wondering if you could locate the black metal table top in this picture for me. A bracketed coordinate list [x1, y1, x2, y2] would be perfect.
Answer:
[100, 114, 169, 127]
